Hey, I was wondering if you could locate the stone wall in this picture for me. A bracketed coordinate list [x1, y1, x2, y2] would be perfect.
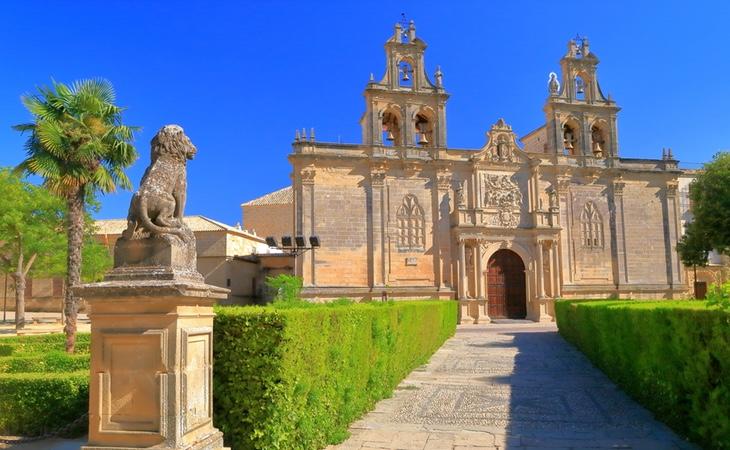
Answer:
[243, 203, 293, 239]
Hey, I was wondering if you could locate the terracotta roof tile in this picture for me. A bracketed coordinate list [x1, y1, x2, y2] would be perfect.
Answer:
[241, 186, 293, 206]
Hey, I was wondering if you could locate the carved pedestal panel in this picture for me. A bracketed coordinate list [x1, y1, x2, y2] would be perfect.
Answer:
[75, 280, 229, 450]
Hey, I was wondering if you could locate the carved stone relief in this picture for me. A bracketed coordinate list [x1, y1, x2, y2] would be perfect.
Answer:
[482, 174, 522, 228]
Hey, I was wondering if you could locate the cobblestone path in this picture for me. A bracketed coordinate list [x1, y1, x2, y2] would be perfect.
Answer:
[328, 322, 695, 450]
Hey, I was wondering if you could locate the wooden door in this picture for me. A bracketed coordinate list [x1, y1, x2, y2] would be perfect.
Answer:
[487, 249, 526, 319]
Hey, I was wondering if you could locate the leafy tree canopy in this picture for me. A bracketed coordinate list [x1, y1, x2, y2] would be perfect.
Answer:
[686, 152, 730, 256]
[0, 168, 111, 282]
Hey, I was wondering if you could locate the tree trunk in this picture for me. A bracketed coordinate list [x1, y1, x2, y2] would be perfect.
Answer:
[64, 187, 85, 353]
[14, 272, 25, 331]
[14, 243, 25, 330]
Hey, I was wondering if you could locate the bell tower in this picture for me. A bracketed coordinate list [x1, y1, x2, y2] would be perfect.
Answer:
[361, 19, 449, 148]
[544, 36, 620, 158]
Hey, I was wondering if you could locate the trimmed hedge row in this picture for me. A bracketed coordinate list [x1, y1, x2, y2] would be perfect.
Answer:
[0, 333, 90, 356]
[0, 371, 89, 436]
[213, 300, 457, 450]
[556, 300, 730, 449]
[0, 333, 91, 436]
[0, 352, 90, 373]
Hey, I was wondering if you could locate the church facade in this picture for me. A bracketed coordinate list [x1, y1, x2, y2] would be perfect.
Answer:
[288, 22, 687, 321]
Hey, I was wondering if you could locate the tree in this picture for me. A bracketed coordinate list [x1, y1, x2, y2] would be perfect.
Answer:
[677, 222, 712, 297]
[685, 152, 730, 255]
[0, 169, 66, 330]
[13, 79, 137, 352]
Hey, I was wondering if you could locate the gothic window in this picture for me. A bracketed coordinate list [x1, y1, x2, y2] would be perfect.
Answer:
[580, 202, 603, 249]
[396, 194, 425, 251]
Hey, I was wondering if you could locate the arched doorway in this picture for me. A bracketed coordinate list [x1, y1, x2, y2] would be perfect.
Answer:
[487, 249, 526, 319]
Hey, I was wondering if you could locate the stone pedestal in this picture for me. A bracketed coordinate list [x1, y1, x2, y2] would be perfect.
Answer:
[75, 278, 229, 450]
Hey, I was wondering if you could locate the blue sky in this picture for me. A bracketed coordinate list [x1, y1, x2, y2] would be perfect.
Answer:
[1, 1, 728, 225]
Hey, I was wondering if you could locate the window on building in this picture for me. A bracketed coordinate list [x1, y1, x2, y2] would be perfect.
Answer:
[580, 201, 603, 249]
[396, 194, 425, 251]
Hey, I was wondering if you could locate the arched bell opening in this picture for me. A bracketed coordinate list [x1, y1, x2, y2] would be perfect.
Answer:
[398, 59, 414, 88]
[590, 121, 608, 158]
[381, 108, 402, 146]
[414, 109, 435, 147]
[562, 118, 580, 156]
[487, 249, 527, 319]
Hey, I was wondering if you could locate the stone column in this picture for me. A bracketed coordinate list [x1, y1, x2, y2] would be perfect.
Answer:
[551, 240, 561, 297]
[536, 240, 545, 299]
[434, 169, 452, 289]
[475, 242, 484, 299]
[458, 239, 466, 300]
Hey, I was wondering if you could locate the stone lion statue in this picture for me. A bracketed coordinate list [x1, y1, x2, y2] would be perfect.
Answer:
[122, 125, 197, 242]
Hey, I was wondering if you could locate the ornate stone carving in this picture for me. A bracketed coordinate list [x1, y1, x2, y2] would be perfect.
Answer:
[122, 125, 196, 243]
[556, 175, 572, 193]
[114, 125, 200, 279]
[666, 180, 678, 198]
[436, 169, 452, 190]
[612, 176, 625, 196]
[370, 162, 387, 186]
[475, 118, 521, 163]
[455, 181, 465, 207]
[548, 72, 560, 95]
[301, 164, 316, 185]
[482, 174, 522, 228]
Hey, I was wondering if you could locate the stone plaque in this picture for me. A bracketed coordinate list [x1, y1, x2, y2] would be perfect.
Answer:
[405, 257, 418, 266]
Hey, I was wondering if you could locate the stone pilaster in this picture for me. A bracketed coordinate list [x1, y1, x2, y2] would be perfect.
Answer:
[76, 279, 229, 450]
[665, 179, 682, 287]
[612, 176, 629, 285]
[370, 163, 387, 287]
[434, 168, 452, 289]
[300, 165, 316, 286]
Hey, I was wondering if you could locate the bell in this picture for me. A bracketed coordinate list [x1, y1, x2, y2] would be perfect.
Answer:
[576, 79, 585, 94]
[418, 132, 429, 145]
[564, 139, 574, 150]
[386, 130, 395, 141]
[402, 70, 410, 82]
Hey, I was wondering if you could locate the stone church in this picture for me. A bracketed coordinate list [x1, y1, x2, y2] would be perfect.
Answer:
[262, 22, 687, 321]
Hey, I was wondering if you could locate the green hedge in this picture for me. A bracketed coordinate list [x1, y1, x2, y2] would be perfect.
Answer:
[0, 333, 90, 356]
[0, 352, 90, 373]
[556, 300, 730, 449]
[0, 371, 88, 436]
[213, 300, 457, 450]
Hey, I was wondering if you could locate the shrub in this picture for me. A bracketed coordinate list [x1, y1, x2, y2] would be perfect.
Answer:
[556, 300, 730, 449]
[213, 300, 457, 450]
[707, 280, 730, 311]
[0, 371, 88, 436]
[266, 274, 303, 304]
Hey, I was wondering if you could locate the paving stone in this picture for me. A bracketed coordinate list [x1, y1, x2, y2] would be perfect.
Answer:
[330, 323, 697, 450]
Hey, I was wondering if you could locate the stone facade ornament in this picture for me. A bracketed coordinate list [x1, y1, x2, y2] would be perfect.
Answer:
[476, 118, 522, 163]
[613, 176, 625, 196]
[666, 180, 679, 197]
[548, 72, 560, 95]
[482, 174, 522, 227]
[436, 169, 452, 190]
[301, 164, 316, 185]
[455, 181, 465, 207]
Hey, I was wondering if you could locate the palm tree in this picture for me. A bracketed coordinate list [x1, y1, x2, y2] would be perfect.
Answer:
[14, 79, 138, 352]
